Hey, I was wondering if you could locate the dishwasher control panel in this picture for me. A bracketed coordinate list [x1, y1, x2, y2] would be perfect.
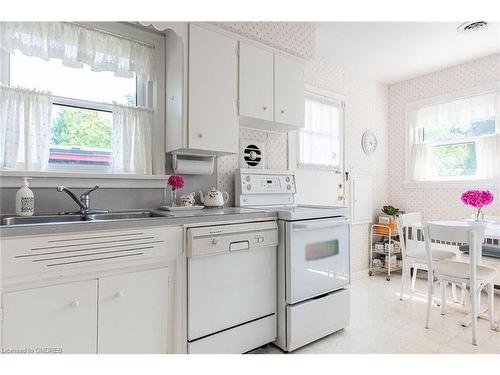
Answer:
[186, 221, 278, 258]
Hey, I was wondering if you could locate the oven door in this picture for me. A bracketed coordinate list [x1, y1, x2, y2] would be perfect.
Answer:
[286, 217, 349, 304]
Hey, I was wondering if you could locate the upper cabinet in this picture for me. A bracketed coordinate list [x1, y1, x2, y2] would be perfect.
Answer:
[274, 54, 305, 129]
[188, 24, 238, 154]
[166, 24, 238, 156]
[165, 24, 305, 157]
[238, 43, 274, 122]
[238, 42, 305, 132]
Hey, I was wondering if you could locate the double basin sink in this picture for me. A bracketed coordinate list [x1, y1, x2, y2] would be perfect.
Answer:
[1, 210, 172, 226]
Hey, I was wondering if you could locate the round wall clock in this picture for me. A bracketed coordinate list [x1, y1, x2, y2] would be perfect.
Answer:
[362, 130, 378, 155]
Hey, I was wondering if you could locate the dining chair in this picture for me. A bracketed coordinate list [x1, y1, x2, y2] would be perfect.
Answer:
[424, 223, 498, 345]
[397, 213, 456, 301]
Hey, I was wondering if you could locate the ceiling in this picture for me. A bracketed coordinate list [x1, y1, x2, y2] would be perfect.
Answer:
[315, 22, 500, 85]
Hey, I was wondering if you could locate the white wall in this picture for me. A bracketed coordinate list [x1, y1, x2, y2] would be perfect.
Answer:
[388, 54, 500, 221]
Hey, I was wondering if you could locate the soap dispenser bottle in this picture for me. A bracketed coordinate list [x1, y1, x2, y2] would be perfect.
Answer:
[16, 177, 34, 216]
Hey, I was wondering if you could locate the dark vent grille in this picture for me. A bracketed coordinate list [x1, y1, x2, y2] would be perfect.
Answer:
[243, 144, 262, 167]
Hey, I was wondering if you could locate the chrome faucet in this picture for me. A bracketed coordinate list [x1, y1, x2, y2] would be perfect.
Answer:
[56, 185, 108, 215]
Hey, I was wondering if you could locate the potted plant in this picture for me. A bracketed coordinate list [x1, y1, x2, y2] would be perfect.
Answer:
[380, 205, 400, 224]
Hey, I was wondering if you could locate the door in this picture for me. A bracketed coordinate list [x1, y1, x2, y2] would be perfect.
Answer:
[286, 218, 350, 304]
[2, 280, 98, 354]
[188, 24, 238, 153]
[98, 267, 169, 354]
[238, 42, 274, 122]
[274, 54, 304, 128]
[188, 247, 276, 341]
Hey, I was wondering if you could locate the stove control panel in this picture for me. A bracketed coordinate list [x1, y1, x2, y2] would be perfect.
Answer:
[235, 169, 296, 207]
[240, 173, 295, 194]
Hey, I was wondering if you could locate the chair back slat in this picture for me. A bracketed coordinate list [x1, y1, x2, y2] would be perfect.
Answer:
[398, 212, 423, 228]
[426, 223, 471, 244]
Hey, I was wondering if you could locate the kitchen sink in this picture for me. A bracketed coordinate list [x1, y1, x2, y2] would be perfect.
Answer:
[86, 211, 169, 221]
[1, 215, 87, 226]
[0, 210, 172, 226]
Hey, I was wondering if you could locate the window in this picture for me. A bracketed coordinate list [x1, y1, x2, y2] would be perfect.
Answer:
[0, 22, 164, 175]
[9, 51, 139, 169]
[298, 94, 344, 170]
[407, 87, 500, 182]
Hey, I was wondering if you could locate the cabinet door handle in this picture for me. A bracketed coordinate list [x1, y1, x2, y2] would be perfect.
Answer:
[263, 106, 267, 110]
[197, 133, 203, 138]
[280, 109, 285, 114]
[70, 300, 80, 308]
[114, 291, 124, 298]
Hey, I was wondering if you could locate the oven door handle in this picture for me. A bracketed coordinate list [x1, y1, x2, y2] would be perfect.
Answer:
[292, 218, 349, 231]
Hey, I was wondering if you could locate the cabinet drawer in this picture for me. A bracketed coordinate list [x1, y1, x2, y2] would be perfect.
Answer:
[1, 226, 182, 279]
[187, 221, 278, 258]
[286, 288, 350, 351]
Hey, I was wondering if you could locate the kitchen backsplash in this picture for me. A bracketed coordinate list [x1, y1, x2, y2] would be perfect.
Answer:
[217, 127, 289, 206]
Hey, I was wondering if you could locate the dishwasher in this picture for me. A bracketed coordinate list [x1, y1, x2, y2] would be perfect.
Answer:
[186, 220, 278, 354]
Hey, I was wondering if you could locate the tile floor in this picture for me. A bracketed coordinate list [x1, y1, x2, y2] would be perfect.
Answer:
[254, 273, 500, 354]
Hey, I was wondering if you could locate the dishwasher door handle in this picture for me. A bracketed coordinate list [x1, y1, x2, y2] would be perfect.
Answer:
[229, 240, 250, 252]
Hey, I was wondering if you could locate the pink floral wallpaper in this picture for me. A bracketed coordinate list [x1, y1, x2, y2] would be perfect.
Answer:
[213, 22, 315, 59]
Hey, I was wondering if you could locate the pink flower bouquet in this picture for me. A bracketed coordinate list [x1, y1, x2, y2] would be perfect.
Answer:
[167, 175, 185, 190]
[460, 190, 495, 221]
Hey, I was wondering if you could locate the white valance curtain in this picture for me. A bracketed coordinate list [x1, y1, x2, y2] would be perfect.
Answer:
[0, 86, 52, 171]
[112, 104, 153, 175]
[0, 22, 156, 81]
[299, 97, 341, 169]
[415, 92, 499, 129]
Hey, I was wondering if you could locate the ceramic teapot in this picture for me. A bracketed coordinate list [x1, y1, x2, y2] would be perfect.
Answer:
[180, 192, 196, 207]
[199, 187, 229, 207]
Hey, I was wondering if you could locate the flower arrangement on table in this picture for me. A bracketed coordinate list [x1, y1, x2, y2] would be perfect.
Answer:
[167, 175, 185, 207]
[461, 190, 495, 222]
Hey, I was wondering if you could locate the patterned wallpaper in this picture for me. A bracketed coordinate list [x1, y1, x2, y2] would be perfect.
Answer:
[213, 22, 315, 60]
[388, 54, 500, 221]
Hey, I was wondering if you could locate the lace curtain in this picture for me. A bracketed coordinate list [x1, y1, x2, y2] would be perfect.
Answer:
[0, 22, 156, 81]
[299, 97, 341, 170]
[0, 86, 52, 171]
[408, 90, 500, 181]
[112, 104, 153, 175]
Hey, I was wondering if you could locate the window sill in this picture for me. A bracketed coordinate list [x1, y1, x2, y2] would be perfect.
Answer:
[402, 179, 500, 189]
[0, 170, 168, 189]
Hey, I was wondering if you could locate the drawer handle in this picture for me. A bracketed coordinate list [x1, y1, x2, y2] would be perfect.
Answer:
[70, 300, 80, 308]
[230, 240, 250, 252]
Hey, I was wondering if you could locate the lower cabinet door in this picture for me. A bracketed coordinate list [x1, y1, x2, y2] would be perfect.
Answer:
[2, 280, 98, 354]
[97, 267, 169, 354]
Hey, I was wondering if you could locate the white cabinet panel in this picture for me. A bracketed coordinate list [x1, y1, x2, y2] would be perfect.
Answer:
[98, 267, 169, 354]
[274, 54, 305, 128]
[238, 42, 274, 122]
[188, 24, 238, 153]
[2, 280, 98, 354]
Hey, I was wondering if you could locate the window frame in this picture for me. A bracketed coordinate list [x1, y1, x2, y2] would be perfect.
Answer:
[0, 21, 166, 180]
[404, 82, 500, 188]
[295, 86, 346, 172]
